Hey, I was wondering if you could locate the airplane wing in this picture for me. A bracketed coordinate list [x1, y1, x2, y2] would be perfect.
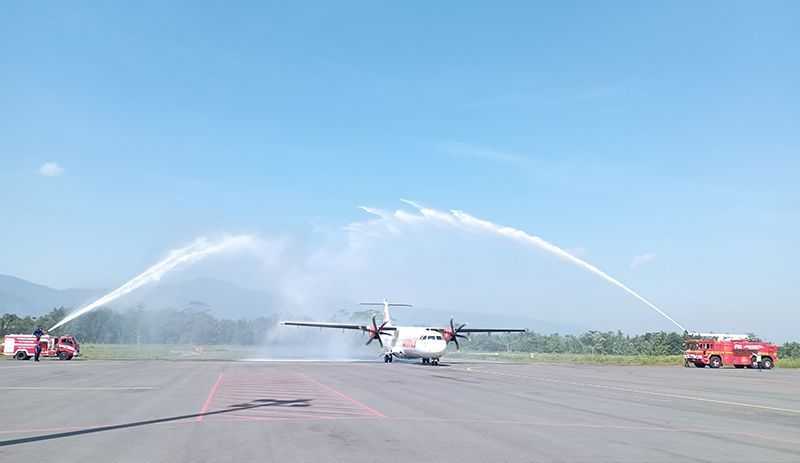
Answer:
[458, 328, 527, 333]
[430, 321, 526, 349]
[281, 321, 397, 331]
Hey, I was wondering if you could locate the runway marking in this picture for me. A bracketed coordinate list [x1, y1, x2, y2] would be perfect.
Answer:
[463, 367, 800, 415]
[299, 373, 385, 417]
[197, 415, 799, 447]
[0, 386, 155, 391]
[0, 364, 87, 369]
[200, 370, 383, 422]
[196, 372, 224, 422]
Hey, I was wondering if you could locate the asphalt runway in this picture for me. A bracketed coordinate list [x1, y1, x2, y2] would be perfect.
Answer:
[0, 359, 799, 463]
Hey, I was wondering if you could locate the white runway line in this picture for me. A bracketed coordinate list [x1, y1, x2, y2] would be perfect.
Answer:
[462, 367, 800, 415]
[238, 358, 376, 363]
[0, 386, 155, 391]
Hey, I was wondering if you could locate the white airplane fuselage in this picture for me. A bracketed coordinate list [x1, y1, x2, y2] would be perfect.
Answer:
[380, 326, 448, 360]
[280, 299, 525, 365]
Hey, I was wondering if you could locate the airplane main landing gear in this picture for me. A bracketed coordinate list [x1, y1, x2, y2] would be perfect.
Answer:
[431, 358, 439, 366]
[384, 354, 393, 363]
[421, 358, 429, 365]
[421, 358, 439, 366]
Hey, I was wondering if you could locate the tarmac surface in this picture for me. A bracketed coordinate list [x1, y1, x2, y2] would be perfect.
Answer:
[0, 358, 799, 462]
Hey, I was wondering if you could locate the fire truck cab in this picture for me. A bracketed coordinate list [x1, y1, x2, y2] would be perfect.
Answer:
[3, 334, 80, 360]
[684, 333, 777, 369]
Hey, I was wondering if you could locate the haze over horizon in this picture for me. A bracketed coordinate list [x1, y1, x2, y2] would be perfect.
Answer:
[1, 3, 798, 339]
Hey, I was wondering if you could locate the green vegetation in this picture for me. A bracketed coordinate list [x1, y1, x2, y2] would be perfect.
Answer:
[451, 351, 683, 366]
[1, 307, 278, 345]
[779, 342, 800, 359]
[465, 330, 685, 356]
[3, 308, 800, 367]
[775, 357, 800, 368]
[78, 343, 259, 360]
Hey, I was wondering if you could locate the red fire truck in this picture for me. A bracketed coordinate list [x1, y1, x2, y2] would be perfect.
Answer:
[684, 333, 778, 369]
[2, 334, 80, 360]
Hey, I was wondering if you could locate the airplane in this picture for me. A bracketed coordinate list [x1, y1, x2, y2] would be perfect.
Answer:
[281, 299, 527, 365]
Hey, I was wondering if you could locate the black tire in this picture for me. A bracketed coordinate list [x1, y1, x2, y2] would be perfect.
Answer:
[431, 358, 439, 366]
[14, 351, 28, 361]
[709, 356, 722, 369]
[761, 357, 774, 370]
[387, 355, 392, 363]
[734, 365, 745, 369]
[694, 362, 705, 368]
[383, 355, 389, 363]
[58, 352, 68, 360]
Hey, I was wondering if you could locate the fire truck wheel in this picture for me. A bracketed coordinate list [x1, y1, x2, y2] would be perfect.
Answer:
[58, 352, 68, 360]
[761, 357, 774, 370]
[694, 362, 705, 368]
[14, 351, 28, 361]
[709, 356, 722, 369]
[734, 365, 745, 369]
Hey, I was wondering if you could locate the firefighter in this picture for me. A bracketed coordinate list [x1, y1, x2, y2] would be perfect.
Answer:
[33, 326, 45, 362]
[751, 351, 762, 370]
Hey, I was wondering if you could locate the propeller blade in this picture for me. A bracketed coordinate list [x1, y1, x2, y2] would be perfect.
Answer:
[453, 338, 460, 350]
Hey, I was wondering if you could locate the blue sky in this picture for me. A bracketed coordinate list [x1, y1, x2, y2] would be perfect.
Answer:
[1, 2, 798, 337]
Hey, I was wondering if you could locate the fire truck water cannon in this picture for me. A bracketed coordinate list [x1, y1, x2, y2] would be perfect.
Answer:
[683, 331, 778, 369]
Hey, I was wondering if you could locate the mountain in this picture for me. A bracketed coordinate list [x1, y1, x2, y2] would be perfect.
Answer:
[1, 274, 572, 331]
[0, 274, 274, 319]
[0, 275, 103, 315]
[115, 277, 275, 319]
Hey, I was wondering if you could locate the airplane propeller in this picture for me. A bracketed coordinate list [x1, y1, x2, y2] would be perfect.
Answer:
[440, 318, 469, 350]
[364, 315, 391, 347]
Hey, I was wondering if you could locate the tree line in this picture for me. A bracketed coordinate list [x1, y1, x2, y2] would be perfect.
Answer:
[1, 307, 278, 345]
[466, 330, 686, 356]
[467, 331, 800, 358]
[2, 307, 798, 358]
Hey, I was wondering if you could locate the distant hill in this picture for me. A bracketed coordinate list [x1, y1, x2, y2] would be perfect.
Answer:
[0, 274, 574, 331]
[115, 277, 275, 319]
[0, 274, 103, 315]
[0, 274, 274, 319]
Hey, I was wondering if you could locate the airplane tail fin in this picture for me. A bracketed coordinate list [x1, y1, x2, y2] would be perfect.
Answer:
[360, 300, 412, 325]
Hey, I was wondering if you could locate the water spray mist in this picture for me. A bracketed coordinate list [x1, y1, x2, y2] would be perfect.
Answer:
[395, 200, 686, 331]
[50, 235, 254, 331]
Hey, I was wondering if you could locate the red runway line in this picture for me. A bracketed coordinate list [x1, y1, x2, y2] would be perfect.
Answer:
[196, 373, 224, 422]
[299, 373, 385, 417]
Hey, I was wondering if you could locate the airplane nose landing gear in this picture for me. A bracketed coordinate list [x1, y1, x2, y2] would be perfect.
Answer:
[384, 354, 393, 363]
